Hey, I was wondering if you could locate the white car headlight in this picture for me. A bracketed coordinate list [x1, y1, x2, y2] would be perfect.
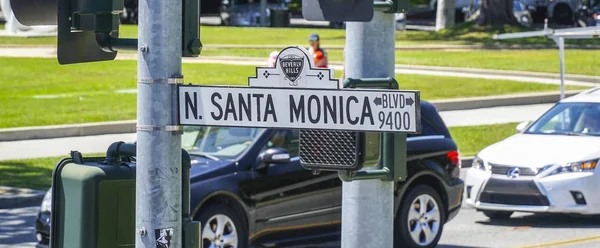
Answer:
[40, 188, 52, 213]
[554, 159, 598, 174]
[471, 157, 488, 171]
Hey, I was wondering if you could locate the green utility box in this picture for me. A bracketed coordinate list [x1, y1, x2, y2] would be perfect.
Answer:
[51, 153, 136, 248]
[50, 143, 200, 248]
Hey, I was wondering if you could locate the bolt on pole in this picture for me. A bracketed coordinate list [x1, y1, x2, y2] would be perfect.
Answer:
[341, 7, 396, 248]
[135, 0, 183, 246]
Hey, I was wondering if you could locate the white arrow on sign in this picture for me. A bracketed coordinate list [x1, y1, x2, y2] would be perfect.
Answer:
[178, 85, 421, 134]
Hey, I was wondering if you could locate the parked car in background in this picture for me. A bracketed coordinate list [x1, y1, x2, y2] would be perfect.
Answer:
[35, 100, 463, 248]
[220, 0, 290, 26]
[574, 0, 600, 26]
[465, 87, 600, 220]
[463, 0, 533, 27]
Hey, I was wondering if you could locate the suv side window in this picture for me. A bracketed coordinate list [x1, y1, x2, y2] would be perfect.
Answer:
[267, 130, 300, 157]
[407, 119, 440, 137]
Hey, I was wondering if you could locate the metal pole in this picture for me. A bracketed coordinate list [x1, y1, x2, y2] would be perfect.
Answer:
[558, 37, 565, 100]
[342, 8, 395, 248]
[136, 0, 183, 245]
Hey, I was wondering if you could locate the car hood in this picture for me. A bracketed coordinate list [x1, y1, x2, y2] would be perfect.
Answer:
[189, 156, 236, 180]
[478, 134, 600, 168]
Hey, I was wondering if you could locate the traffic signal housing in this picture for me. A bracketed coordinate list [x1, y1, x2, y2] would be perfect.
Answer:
[9, 0, 201, 64]
[10, 0, 123, 64]
[50, 143, 198, 248]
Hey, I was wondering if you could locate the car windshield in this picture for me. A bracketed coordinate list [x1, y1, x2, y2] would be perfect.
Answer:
[182, 126, 265, 159]
[525, 102, 600, 136]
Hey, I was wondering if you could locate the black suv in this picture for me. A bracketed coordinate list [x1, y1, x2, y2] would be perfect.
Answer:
[35, 100, 463, 248]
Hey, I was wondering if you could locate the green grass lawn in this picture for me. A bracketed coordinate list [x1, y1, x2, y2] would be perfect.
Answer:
[0, 122, 517, 189]
[450, 122, 518, 157]
[4, 23, 600, 76]
[0, 156, 65, 190]
[4, 22, 600, 47]
[201, 48, 600, 76]
[0, 57, 586, 128]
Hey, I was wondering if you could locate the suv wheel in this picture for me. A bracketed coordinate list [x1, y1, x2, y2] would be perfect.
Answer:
[395, 185, 445, 248]
[197, 204, 247, 248]
[482, 210, 513, 220]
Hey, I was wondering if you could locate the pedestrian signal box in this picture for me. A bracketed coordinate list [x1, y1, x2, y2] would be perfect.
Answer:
[50, 151, 136, 248]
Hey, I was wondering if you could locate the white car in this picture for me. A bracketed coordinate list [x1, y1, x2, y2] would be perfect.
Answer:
[464, 87, 600, 219]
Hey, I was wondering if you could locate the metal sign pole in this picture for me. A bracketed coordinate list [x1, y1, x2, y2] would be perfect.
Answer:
[341, 7, 395, 248]
[557, 36, 566, 100]
[136, 0, 183, 246]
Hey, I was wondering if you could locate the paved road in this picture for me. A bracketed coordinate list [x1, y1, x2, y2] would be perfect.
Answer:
[3, 169, 600, 248]
[0, 207, 38, 248]
[0, 103, 554, 161]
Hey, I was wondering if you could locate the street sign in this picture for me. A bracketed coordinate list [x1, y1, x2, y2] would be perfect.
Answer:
[178, 46, 420, 133]
[178, 85, 420, 133]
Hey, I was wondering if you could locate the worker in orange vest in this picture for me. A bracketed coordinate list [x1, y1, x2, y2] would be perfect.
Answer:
[308, 33, 328, 68]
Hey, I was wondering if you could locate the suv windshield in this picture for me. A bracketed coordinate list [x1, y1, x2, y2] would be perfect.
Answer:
[525, 102, 600, 136]
[182, 126, 266, 159]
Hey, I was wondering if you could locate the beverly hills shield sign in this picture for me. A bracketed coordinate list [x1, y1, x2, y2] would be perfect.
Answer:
[279, 54, 304, 85]
[177, 46, 421, 134]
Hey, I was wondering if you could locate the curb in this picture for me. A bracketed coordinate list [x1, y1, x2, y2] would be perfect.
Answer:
[0, 120, 137, 142]
[0, 186, 46, 209]
[0, 90, 582, 141]
[430, 90, 582, 111]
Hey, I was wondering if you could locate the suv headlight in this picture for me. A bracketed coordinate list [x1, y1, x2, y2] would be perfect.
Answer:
[40, 188, 52, 213]
[554, 159, 598, 174]
[471, 157, 488, 171]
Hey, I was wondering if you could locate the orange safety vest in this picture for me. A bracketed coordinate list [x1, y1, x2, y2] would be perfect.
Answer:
[311, 48, 328, 68]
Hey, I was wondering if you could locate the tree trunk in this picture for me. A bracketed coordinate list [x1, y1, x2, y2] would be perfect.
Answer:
[436, 0, 456, 31]
[476, 0, 519, 27]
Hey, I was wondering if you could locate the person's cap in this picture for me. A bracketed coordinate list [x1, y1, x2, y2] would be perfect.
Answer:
[308, 33, 320, 41]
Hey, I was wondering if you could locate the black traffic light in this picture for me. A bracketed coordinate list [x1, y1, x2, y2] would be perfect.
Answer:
[10, 0, 124, 64]
[10, 0, 200, 64]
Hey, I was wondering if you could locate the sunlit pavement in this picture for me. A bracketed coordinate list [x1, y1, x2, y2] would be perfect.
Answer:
[3, 169, 600, 248]
[0, 206, 38, 248]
